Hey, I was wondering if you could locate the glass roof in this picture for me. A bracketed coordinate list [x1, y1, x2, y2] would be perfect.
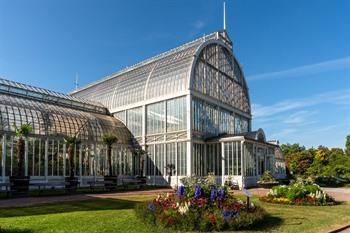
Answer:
[0, 92, 132, 144]
[0, 78, 107, 114]
[70, 31, 236, 110]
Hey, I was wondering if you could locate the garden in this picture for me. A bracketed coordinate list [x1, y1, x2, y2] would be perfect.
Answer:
[136, 175, 266, 232]
[260, 179, 336, 206]
[0, 192, 350, 233]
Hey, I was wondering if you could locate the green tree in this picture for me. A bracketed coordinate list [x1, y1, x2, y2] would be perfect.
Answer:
[288, 150, 314, 177]
[345, 135, 350, 156]
[281, 143, 305, 156]
[13, 123, 32, 176]
[102, 134, 118, 176]
[281, 143, 306, 177]
[315, 146, 330, 164]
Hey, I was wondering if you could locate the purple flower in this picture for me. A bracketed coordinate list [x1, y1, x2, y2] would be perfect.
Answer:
[223, 210, 237, 220]
[148, 202, 156, 211]
[177, 186, 186, 197]
[210, 187, 217, 201]
[194, 185, 202, 199]
[218, 188, 225, 201]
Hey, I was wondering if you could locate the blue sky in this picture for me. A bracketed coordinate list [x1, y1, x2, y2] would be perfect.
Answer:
[0, 0, 349, 148]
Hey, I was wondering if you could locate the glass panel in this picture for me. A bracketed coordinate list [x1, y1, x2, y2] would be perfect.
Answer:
[177, 142, 187, 176]
[238, 142, 242, 175]
[152, 144, 165, 176]
[192, 143, 205, 176]
[193, 98, 242, 138]
[114, 111, 126, 124]
[146, 144, 155, 176]
[166, 143, 176, 176]
[244, 143, 255, 176]
[127, 107, 143, 137]
[5, 136, 15, 176]
[166, 96, 186, 132]
[147, 101, 165, 135]
[193, 43, 250, 114]
[206, 143, 221, 176]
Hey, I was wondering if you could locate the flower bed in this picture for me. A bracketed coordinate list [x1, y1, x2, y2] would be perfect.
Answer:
[260, 182, 336, 206]
[135, 179, 266, 232]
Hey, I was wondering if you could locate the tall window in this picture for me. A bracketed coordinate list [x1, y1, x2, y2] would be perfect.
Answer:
[145, 142, 187, 176]
[206, 143, 222, 176]
[192, 143, 205, 176]
[234, 116, 249, 134]
[193, 98, 241, 137]
[177, 142, 187, 176]
[244, 143, 255, 176]
[166, 97, 186, 132]
[166, 143, 176, 176]
[147, 102, 165, 135]
[127, 107, 143, 137]
[192, 98, 219, 136]
[224, 141, 242, 176]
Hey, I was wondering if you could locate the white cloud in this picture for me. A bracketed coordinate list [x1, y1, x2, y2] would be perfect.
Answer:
[193, 20, 205, 30]
[283, 110, 317, 124]
[252, 89, 350, 118]
[270, 128, 298, 139]
[188, 20, 206, 38]
[248, 56, 350, 81]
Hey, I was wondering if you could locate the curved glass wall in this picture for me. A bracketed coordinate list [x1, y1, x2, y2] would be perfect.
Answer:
[192, 43, 251, 114]
[0, 86, 135, 181]
[71, 32, 233, 110]
[0, 94, 131, 144]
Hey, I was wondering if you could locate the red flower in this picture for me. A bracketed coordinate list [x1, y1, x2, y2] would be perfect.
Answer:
[208, 213, 217, 225]
[167, 216, 174, 225]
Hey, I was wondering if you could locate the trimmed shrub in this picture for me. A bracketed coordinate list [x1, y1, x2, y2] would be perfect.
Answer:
[261, 182, 335, 206]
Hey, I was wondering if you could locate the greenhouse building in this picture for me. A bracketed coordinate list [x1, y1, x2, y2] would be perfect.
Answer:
[0, 30, 285, 188]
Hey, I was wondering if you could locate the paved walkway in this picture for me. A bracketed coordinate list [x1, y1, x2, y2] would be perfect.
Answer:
[234, 187, 350, 202]
[0, 188, 173, 208]
[0, 187, 348, 209]
[322, 188, 350, 202]
[339, 227, 350, 233]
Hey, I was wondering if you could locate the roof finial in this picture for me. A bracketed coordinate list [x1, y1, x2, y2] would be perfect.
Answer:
[223, 1, 226, 31]
[75, 72, 79, 90]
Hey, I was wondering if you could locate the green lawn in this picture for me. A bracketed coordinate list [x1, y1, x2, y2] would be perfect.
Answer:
[0, 195, 349, 233]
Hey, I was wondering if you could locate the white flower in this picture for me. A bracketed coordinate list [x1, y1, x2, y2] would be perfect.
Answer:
[250, 202, 255, 209]
[178, 203, 189, 215]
